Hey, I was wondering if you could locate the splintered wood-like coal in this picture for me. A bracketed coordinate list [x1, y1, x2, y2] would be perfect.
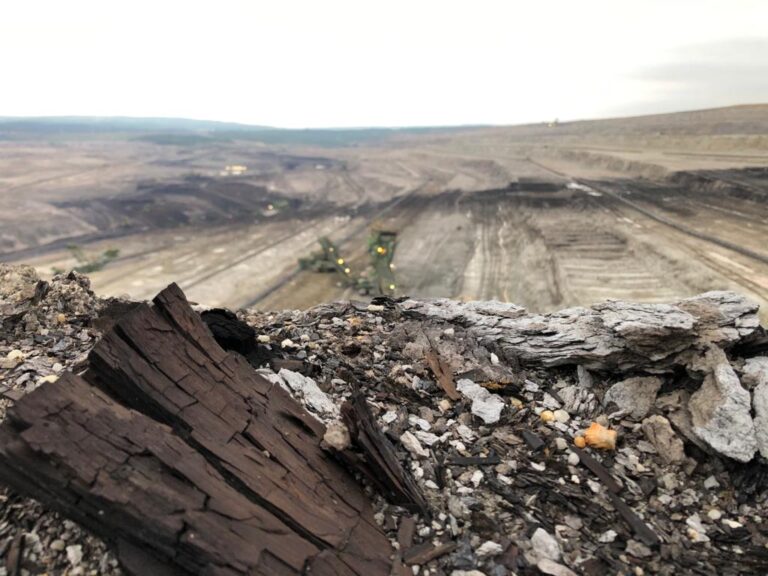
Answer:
[340, 390, 429, 515]
[0, 284, 393, 576]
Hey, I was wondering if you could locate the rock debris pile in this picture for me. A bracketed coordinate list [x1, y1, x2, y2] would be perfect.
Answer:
[1, 263, 767, 575]
[0, 265, 120, 575]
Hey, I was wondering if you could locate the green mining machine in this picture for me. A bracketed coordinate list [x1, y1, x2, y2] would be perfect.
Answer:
[298, 230, 398, 296]
[366, 230, 397, 295]
[298, 237, 347, 274]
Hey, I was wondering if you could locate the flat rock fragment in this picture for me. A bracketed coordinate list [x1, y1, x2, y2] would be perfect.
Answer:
[604, 376, 662, 419]
[530, 528, 561, 562]
[743, 357, 768, 458]
[642, 415, 685, 464]
[456, 379, 505, 424]
[689, 349, 757, 462]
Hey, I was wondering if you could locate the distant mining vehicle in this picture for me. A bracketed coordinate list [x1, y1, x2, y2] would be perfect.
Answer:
[298, 230, 398, 296]
[298, 237, 348, 274]
[366, 230, 397, 295]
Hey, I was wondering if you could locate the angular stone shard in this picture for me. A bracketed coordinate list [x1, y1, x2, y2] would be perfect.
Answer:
[742, 357, 768, 459]
[642, 415, 686, 464]
[604, 376, 663, 420]
[689, 348, 757, 462]
[456, 378, 505, 424]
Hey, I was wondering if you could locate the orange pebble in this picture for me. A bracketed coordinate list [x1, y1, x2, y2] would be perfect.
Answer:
[573, 436, 586, 448]
[584, 422, 617, 450]
[540, 410, 555, 423]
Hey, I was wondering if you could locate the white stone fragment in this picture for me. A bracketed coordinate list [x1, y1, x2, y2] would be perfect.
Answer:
[414, 430, 442, 446]
[456, 424, 475, 441]
[598, 530, 617, 543]
[703, 475, 720, 489]
[408, 415, 431, 430]
[686, 514, 707, 534]
[66, 545, 83, 567]
[553, 409, 570, 423]
[476, 540, 503, 557]
[707, 509, 723, 521]
[277, 369, 338, 419]
[531, 527, 561, 561]
[382, 410, 398, 424]
[456, 378, 505, 424]
[400, 431, 429, 458]
[323, 421, 351, 451]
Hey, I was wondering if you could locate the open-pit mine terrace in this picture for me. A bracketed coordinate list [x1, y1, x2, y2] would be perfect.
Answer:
[2, 105, 768, 319]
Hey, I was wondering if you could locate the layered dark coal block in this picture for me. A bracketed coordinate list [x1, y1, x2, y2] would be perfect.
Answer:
[0, 283, 393, 576]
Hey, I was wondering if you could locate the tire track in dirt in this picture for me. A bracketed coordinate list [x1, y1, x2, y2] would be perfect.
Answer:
[525, 156, 768, 305]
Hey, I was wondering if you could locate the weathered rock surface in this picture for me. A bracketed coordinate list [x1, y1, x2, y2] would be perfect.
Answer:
[529, 528, 561, 562]
[742, 357, 768, 458]
[688, 348, 757, 462]
[403, 291, 759, 371]
[604, 376, 663, 420]
[642, 415, 686, 464]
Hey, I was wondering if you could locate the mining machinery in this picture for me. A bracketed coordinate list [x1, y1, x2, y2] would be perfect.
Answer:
[298, 230, 398, 296]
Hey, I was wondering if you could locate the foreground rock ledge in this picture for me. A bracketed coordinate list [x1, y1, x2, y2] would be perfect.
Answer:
[403, 291, 765, 462]
[1, 265, 768, 575]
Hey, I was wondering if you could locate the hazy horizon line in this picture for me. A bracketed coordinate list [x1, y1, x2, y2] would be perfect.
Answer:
[1, 102, 766, 132]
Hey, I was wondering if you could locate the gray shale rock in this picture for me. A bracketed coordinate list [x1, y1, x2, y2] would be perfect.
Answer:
[689, 348, 757, 462]
[604, 376, 663, 420]
[642, 415, 686, 464]
[742, 357, 768, 459]
[403, 291, 759, 372]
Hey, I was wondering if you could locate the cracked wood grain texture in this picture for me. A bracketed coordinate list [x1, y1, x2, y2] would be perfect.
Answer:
[0, 283, 393, 576]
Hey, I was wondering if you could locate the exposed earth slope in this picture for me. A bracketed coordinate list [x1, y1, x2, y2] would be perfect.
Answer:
[2, 105, 768, 317]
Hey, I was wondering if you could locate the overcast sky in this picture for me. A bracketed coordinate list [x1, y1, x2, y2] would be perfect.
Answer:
[1, 0, 767, 128]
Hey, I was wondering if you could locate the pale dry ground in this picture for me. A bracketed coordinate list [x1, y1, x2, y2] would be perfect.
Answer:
[3, 105, 768, 317]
